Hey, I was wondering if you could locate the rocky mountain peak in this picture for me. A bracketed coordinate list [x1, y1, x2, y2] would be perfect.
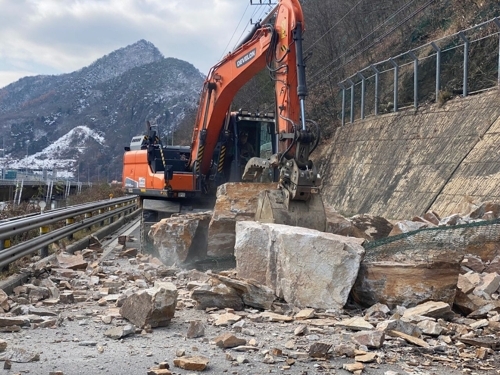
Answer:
[74, 39, 164, 86]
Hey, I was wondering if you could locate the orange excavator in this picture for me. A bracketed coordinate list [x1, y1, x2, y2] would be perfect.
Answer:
[123, 0, 326, 242]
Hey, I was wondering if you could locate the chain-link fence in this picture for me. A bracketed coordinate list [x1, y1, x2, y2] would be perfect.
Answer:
[363, 218, 500, 261]
[339, 17, 500, 125]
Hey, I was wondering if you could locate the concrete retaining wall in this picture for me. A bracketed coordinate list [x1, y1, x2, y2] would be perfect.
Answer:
[319, 90, 500, 219]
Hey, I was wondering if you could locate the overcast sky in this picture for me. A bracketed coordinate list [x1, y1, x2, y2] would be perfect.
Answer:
[0, 0, 275, 89]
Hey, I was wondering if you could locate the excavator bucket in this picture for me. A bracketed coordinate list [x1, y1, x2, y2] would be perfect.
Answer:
[255, 188, 326, 232]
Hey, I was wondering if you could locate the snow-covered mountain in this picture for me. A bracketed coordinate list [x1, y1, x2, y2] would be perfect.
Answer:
[0, 40, 205, 181]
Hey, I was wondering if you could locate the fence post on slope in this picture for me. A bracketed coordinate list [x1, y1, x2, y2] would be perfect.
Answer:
[459, 32, 469, 97]
[339, 82, 346, 126]
[389, 58, 399, 112]
[357, 72, 366, 119]
[494, 18, 500, 87]
[347, 78, 355, 123]
[370, 65, 380, 116]
[431, 42, 441, 102]
[408, 51, 419, 110]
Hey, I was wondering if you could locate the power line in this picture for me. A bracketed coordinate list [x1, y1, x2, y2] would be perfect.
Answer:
[240, 0, 419, 110]
[218, 3, 251, 60]
[308, 0, 421, 84]
[304, 0, 365, 54]
[309, 0, 435, 88]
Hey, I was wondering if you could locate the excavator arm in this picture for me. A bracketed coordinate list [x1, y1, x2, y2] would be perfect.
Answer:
[189, 0, 322, 206]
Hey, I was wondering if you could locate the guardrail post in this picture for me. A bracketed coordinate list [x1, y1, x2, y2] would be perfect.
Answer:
[85, 212, 92, 231]
[347, 78, 355, 123]
[339, 83, 346, 126]
[98, 209, 105, 226]
[389, 58, 399, 112]
[356, 72, 366, 120]
[431, 42, 441, 102]
[370, 65, 380, 116]
[66, 218, 75, 240]
[458, 32, 469, 97]
[39, 226, 49, 257]
[0, 239, 10, 271]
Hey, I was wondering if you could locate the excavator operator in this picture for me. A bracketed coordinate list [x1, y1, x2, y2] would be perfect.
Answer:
[238, 131, 255, 163]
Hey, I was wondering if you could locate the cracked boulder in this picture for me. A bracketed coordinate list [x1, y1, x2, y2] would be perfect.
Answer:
[235, 221, 364, 310]
[120, 281, 178, 328]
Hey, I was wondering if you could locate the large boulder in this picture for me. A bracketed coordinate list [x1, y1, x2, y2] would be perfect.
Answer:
[120, 281, 177, 328]
[149, 212, 211, 266]
[207, 182, 276, 258]
[352, 244, 463, 308]
[234, 221, 365, 310]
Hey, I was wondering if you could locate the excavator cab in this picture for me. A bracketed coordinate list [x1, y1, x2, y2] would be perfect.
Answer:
[214, 110, 276, 184]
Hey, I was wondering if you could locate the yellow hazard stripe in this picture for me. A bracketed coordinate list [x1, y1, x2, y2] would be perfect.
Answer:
[196, 146, 204, 173]
[218, 146, 226, 173]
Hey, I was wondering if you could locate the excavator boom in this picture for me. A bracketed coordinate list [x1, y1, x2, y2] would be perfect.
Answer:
[123, 0, 326, 251]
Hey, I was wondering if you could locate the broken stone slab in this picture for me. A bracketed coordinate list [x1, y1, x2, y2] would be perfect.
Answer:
[389, 330, 429, 348]
[173, 356, 209, 371]
[260, 312, 293, 322]
[469, 201, 500, 220]
[417, 320, 443, 336]
[56, 253, 88, 270]
[324, 207, 370, 241]
[209, 274, 275, 310]
[308, 342, 332, 358]
[0, 348, 40, 362]
[351, 330, 385, 349]
[211, 312, 242, 326]
[458, 336, 499, 349]
[364, 303, 390, 320]
[457, 273, 476, 294]
[468, 303, 500, 319]
[235, 221, 364, 310]
[352, 245, 462, 308]
[342, 362, 365, 373]
[207, 182, 276, 258]
[336, 317, 374, 331]
[186, 320, 205, 338]
[349, 214, 393, 240]
[295, 308, 316, 320]
[376, 319, 421, 337]
[120, 281, 177, 328]
[214, 333, 246, 348]
[104, 324, 135, 339]
[0, 317, 31, 327]
[355, 352, 377, 363]
[461, 255, 485, 273]
[147, 369, 172, 375]
[190, 283, 244, 310]
[402, 301, 451, 319]
[473, 272, 500, 297]
[149, 212, 211, 266]
[388, 220, 428, 236]
[0, 290, 9, 312]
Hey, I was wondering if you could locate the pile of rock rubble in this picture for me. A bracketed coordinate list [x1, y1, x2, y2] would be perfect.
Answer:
[1, 193, 500, 373]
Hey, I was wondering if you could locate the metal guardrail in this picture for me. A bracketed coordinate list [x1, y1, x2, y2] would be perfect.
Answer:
[0, 196, 138, 269]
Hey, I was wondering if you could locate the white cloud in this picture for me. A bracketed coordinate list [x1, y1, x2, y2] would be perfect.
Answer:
[0, 0, 273, 88]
